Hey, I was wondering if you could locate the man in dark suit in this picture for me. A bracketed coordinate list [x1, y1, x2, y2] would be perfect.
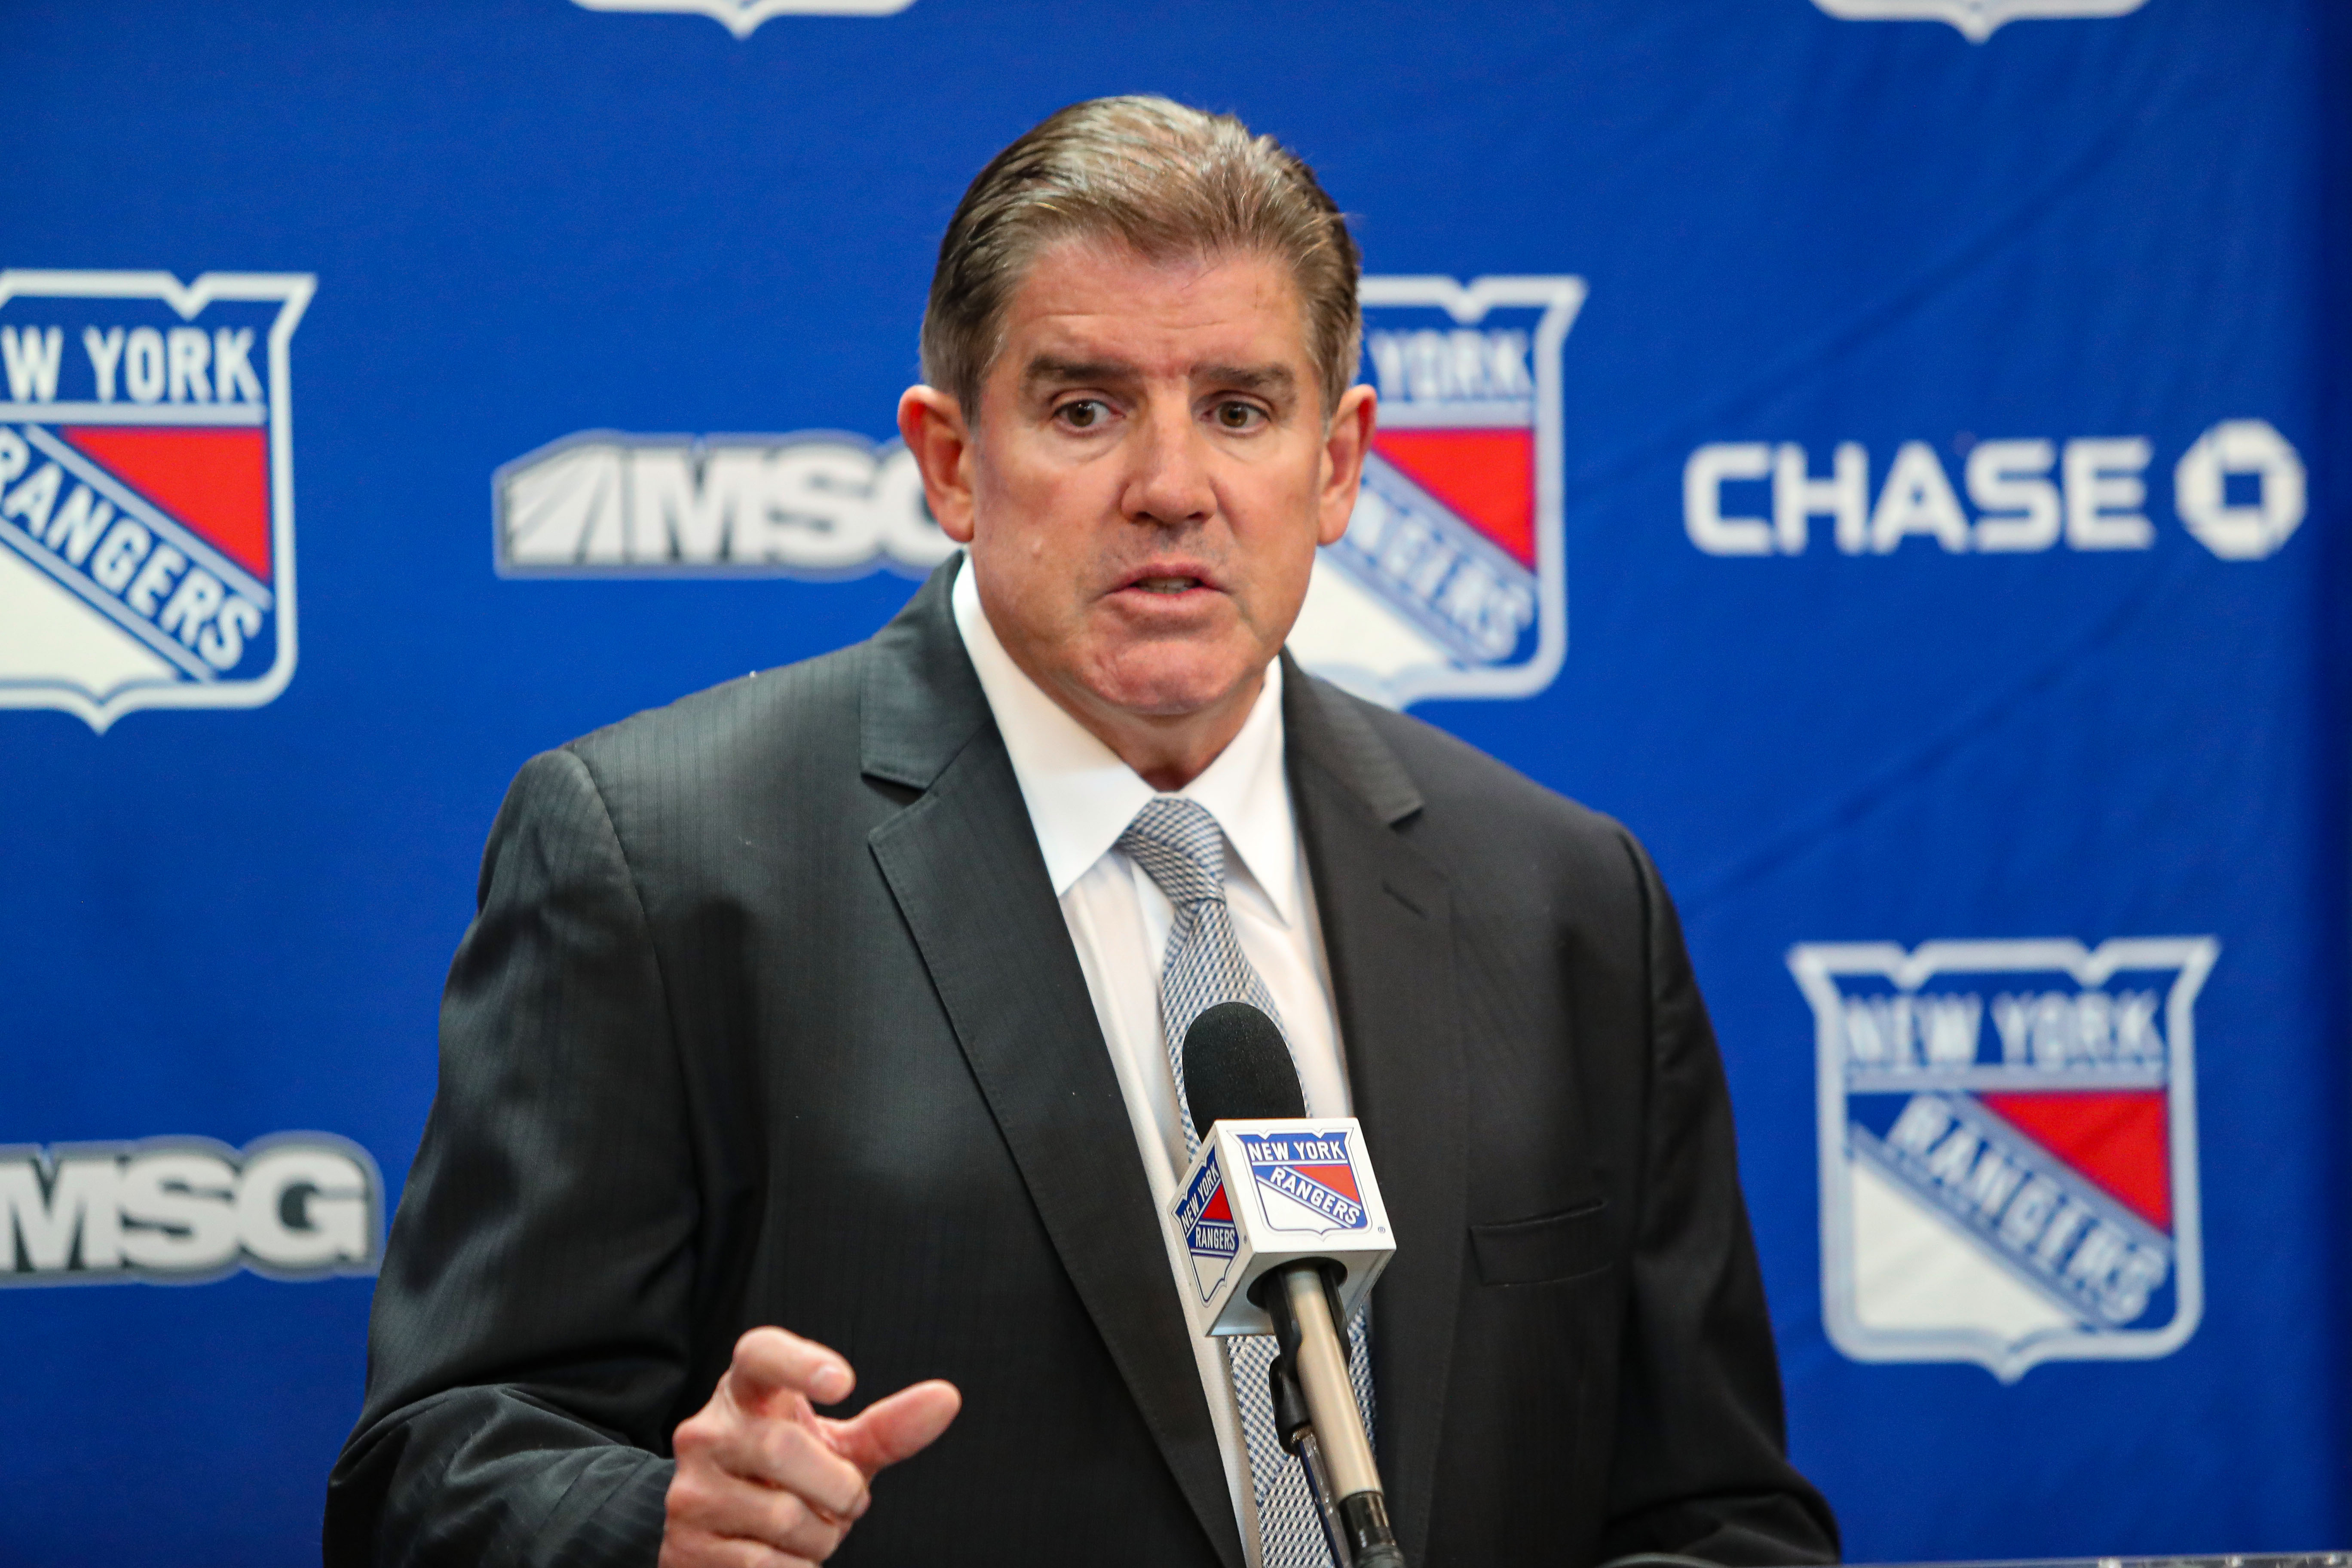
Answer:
[327, 97, 1837, 1568]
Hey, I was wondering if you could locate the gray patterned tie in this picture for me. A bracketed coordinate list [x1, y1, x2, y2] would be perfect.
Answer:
[1118, 794, 1375, 1568]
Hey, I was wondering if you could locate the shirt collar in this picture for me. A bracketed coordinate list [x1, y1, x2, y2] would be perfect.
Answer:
[951, 557, 1299, 925]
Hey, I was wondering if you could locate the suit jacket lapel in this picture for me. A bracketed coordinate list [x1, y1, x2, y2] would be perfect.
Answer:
[862, 562, 1246, 1568]
[1284, 658, 1466, 1568]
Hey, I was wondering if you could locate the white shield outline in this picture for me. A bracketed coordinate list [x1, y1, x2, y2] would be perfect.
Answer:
[1810, 0, 2148, 43]
[0, 270, 313, 732]
[570, 0, 916, 37]
[1788, 937, 2215, 1381]
[1292, 274, 1585, 710]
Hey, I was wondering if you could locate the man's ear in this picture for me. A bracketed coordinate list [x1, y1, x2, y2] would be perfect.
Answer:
[1316, 382, 1378, 548]
[897, 386, 977, 545]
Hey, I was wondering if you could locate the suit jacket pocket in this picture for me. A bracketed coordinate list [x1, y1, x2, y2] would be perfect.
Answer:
[1470, 1200, 1613, 1286]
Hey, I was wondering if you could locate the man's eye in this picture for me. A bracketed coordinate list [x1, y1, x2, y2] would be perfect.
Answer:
[1059, 400, 1106, 429]
[1213, 401, 1264, 430]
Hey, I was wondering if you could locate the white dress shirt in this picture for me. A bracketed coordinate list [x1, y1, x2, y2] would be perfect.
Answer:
[951, 562, 1351, 1562]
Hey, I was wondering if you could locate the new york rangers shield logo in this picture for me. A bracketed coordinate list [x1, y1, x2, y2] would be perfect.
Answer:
[1791, 938, 2214, 1381]
[1287, 275, 1585, 709]
[1176, 1147, 1240, 1304]
[0, 271, 311, 731]
[1241, 1130, 1372, 1236]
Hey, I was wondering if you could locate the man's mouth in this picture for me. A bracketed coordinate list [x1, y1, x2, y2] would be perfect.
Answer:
[1130, 575, 1205, 594]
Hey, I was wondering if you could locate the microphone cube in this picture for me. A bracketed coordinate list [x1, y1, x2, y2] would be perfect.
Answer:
[1167, 1117, 1395, 1338]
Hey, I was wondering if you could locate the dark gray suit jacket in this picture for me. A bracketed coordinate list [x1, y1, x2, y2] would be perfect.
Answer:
[325, 558, 1836, 1568]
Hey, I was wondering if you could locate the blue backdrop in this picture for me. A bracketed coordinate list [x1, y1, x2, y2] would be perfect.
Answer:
[2, 1, 2344, 1562]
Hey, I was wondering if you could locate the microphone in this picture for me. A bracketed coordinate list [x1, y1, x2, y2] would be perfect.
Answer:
[1183, 1000, 1307, 1126]
[1176, 1002, 1406, 1568]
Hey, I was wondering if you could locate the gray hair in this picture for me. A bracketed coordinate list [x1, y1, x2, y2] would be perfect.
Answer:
[920, 96, 1363, 420]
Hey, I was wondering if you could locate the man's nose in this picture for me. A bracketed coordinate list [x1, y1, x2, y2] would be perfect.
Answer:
[1120, 401, 1216, 527]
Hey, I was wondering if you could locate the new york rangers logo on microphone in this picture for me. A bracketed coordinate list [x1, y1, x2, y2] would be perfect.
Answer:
[1167, 1119, 1393, 1339]
[1242, 1131, 1371, 1234]
[1176, 1148, 1241, 1305]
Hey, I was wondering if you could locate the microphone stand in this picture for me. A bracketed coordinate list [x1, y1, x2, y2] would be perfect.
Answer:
[1257, 1262, 1406, 1568]
[1266, 1339, 1350, 1565]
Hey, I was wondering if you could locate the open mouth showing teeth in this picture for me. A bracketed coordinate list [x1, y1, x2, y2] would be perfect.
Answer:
[1132, 576, 1203, 594]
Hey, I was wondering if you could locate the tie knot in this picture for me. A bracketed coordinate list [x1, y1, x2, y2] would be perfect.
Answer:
[1117, 796, 1228, 907]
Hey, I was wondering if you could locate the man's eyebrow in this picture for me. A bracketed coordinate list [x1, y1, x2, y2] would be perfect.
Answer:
[1017, 355, 1301, 400]
[1196, 362, 1298, 399]
[1020, 354, 1138, 391]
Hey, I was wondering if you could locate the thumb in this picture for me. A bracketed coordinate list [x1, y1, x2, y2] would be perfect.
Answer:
[823, 1380, 963, 1479]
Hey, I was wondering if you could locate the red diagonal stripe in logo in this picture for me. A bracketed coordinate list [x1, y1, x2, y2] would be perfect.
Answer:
[1370, 429, 1535, 567]
[1979, 1090, 2171, 1231]
[63, 427, 272, 582]
[1291, 1162, 1360, 1204]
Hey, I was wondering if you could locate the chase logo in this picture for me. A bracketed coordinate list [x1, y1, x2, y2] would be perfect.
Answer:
[1240, 1130, 1371, 1235]
[493, 431, 956, 579]
[1684, 422, 2306, 562]
[1811, 0, 2148, 43]
[0, 1133, 380, 1287]
[1175, 1147, 1240, 1304]
[1791, 938, 2214, 1381]
[1287, 275, 1585, 710]
[0, 271, 311, 732]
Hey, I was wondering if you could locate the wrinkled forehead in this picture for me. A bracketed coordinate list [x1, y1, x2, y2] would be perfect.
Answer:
[982, 236, 1320, 401]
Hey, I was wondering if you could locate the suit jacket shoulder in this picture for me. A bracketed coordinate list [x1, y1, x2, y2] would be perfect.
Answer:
[549, 642, 870, 855]
[1290, 672, 1657, 959]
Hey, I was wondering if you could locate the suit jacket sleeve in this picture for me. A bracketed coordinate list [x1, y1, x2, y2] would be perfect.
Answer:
[325, 747, 687, 1567]
[1596, 829, 1840, 1566]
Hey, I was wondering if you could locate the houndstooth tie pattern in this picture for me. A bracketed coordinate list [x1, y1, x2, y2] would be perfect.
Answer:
[1118, 795, 1376, 1568]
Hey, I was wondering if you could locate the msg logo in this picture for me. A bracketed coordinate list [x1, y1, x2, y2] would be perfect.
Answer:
[492, 430, 954, 579]
[0, 1133, 381, 1286]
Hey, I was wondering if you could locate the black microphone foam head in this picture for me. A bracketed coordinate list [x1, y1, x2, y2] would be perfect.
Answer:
[1183, 1001, 1305, 1131]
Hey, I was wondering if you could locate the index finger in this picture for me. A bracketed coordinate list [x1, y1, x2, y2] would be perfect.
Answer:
[728, 1326, 855, 1414]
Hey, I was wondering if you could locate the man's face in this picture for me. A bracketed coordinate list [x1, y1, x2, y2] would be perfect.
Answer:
[910, 239, 1373, 738]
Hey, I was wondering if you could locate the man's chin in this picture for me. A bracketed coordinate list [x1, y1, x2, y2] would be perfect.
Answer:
[1075, 649, 1268, 723]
